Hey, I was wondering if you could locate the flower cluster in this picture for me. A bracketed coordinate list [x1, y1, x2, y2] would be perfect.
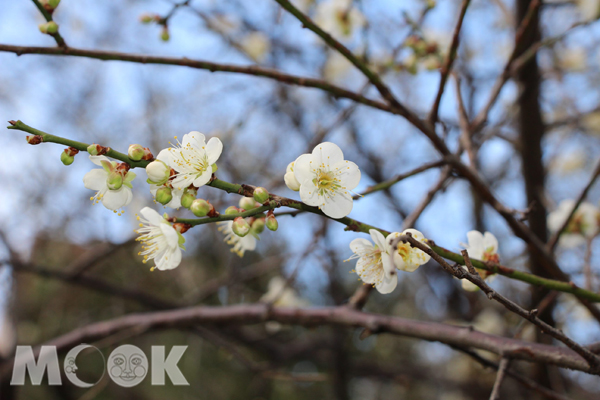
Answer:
[346, 229, 431, 294]
[547, 199, 600, 248]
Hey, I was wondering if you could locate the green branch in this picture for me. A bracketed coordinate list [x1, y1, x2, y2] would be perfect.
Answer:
[7, 120, 600, 303]
[31, 0, 67, 47]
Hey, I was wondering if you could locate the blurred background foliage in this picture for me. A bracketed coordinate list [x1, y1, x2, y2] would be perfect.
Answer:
[1, 0, 600, 398]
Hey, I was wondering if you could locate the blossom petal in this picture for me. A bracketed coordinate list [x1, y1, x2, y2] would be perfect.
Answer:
[332, 160, 361, 190]
[299, 178, 320, 206]
[192, 169, 213, 188]
[369, 229, 387, 250]
[83, 169, 107, 191]
[101, 188, 131, 210]
[349, 238, 373, 254]
[376, 273, 397, 294]
[156, 148, 177, 166]
[159, 223, 180, 248]
[89, 155, 110, 166]
[205, 137, 223, 165]
[483, 232, 499, 253]
[321, 191, 353, 219]
[155, 247, 182, 271]
[312, 142, 344, 166]
[140, 207, 164, 226]
[293, 153, 314, 185]
[182, 131, 206, 149]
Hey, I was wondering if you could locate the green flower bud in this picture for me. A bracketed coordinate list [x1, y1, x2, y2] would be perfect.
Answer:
[160, 27, 170, 41]
[239, 197, 257, 211]
[266, 215, 278, 231]
[48, 0, 61, 8]
[146, 160, 170, 185]
[190, 199, 210, 217]
[156, 186, 173, 205]
[106, 171, 124, 190]
[39, 21, 59, 34]
[232, 217, 250, 237]
[87, 144, 100, 155]
[253, 187, 269, 203]
[60, 151, 74, 166]
[139, 14, 155, 24]
[128, 144, 145, 161]
[251, 218, 265, 234]
[224, 206, 240, 215]
[181, 190, 196, 209]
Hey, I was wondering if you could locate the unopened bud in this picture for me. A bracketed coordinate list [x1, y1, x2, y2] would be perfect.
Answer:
[232, 217, 250, 237]
[181, 189, 196, 209]
[190, 199, 210, 217]
[41, 0, 61, 11]
[128, 144, 145, 161]
[26, 135, 43, 145]
[155, 186, 173, 205]
[160, 27, 170, 41]
[266, 214, 278, 231]
[224, 206, 240, 215]
[139, 13, 156, 24]
[239, 197, 257, 211]
[252, 218, 265, 234]
[60, 151, 74, 165]
[106, 171, 123, 190]
[39, 21, 58, 34]
[87, 144, 109, 156]
[253, 187, 269, 203]
[146, 160, 170, 185]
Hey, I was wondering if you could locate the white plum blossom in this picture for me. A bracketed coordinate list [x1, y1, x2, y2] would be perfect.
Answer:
[83, 155, 135, 212]
[548, 200, 600, 248]
[460, 231, 499, 292]
[149, 184, 184, 209]
[293, 142, 360, 219]
[135, 207, 185, 270]
[240, 32, 271, 62]
[145, 159, 171, 185]
[315, 0, 366, 41]
[386, 229, 431, 273]
[284, 161, 301, 191]
[347, 229, 397, 294]
[158, 131, 223, 190]
[259, 276, 309, 307]
[217, 220, 257, 257]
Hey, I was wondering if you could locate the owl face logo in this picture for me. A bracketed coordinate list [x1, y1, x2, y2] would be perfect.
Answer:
[107, 345, 148, 387]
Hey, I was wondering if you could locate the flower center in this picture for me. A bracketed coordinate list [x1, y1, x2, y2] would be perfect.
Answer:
[396, 242, 411, 262]
[314, 169, 341, 196]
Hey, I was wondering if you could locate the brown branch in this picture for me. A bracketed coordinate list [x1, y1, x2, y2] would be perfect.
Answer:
[391, 234, 600, 371]
[489, 357, 510, 400]
[428, 0, 471, 124]
[0, 44, 394, 116]
[3, 304, 598, 375]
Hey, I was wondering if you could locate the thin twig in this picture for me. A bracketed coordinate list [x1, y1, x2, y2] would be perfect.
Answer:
[489, 357, 510, 400]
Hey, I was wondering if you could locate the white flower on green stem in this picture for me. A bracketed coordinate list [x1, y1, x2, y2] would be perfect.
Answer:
[346, 229, 397, 294]
[217, 220, 257, 257]
[460, 230, 499, 292]
[83, 155, 135, 212]
[548, 200, 600, 248]
[293, 142, 360, 219]
[135, 207, 185, 271]
[315, 0, 366, 40]
[386, 229, 431, 273]
[158, 131, 223, 190]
